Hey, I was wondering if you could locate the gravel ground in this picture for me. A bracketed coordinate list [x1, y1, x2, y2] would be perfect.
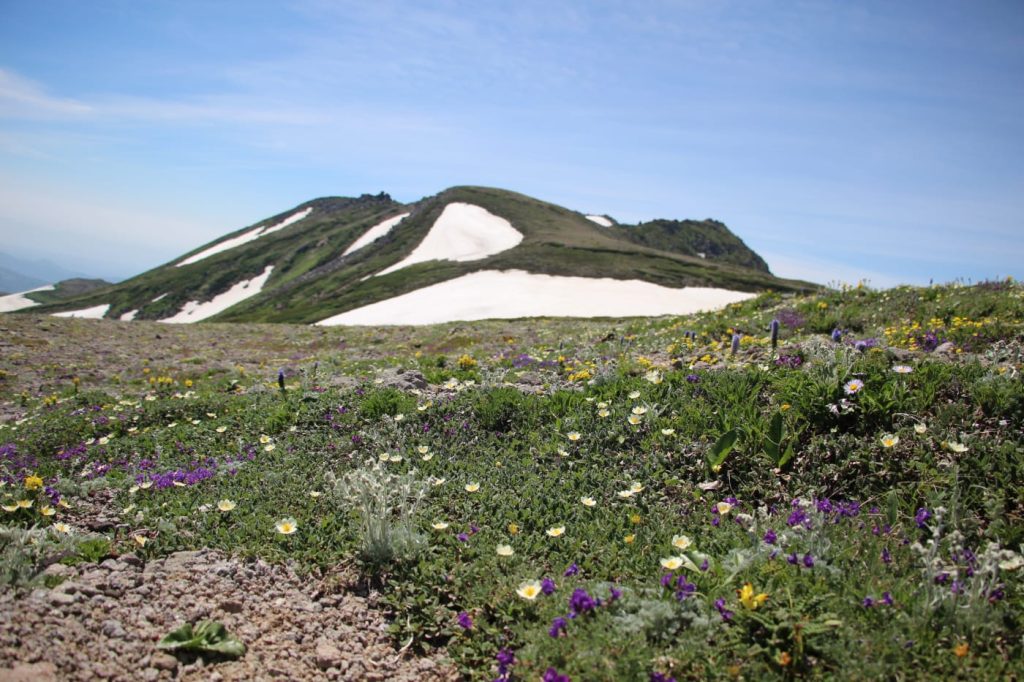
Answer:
[0, 549, 457, 681]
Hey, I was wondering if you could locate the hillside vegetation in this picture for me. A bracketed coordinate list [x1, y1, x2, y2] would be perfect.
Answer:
[19, 186, 814, 324]
[1, 280, 1021, 680]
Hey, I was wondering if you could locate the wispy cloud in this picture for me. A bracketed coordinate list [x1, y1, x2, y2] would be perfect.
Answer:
[0, 68, 92, 119]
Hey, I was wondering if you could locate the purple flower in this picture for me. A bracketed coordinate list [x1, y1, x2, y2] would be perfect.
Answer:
[651, 673, 677, 682]
[881, 592, 894, 606]
[543, 668, 571, 682]
[661, 573, 674, 588]
[457, 532, 469, 543]
[609, 585, 622, 602]
[881, 548, 892, 564]
[951, 580, 963, 595]
[831, 328, 843, 343]
[457, 611, 473, 629]
[569, 588, 596, 615]
[787, 552, 799, 565]
[699, 558, 709, 572]
[564, 562, 580, 577]
[714, 597, 733, 622]
[675, 576, 696, 601]
[549, 616, 568, 638]
[686, 374, 700, 383]
[541, 578, 557, 595]
[495, 649, 515, 680]
[802, 554, 815, 568]
[763, 529, 777, 545]
[914, 508, 931, 528]
[787, 509, 809, 528]
[862, 596, 875, 608]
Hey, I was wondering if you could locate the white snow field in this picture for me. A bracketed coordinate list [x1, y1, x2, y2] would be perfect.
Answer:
[375, 203, 522, 277]
[342, 213, 410, 256]
[177, 208, 313, 267]
[119, 309, 138, 321]
[316, 269, 755, 326]
[0, 285, 54, 313]
[52, 304, 110, 319]
[585, 214, 613, 227]
[160, 265, 274, 323]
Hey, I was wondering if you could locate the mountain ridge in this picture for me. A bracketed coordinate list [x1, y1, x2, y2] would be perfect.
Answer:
[13, 186, 817, 324]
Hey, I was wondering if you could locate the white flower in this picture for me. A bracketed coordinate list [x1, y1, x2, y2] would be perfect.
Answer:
[671, 534, 692, 551]
[580, 496, 597, 507]
[496, 544, 514, 557]
[660, 556, 683, 570]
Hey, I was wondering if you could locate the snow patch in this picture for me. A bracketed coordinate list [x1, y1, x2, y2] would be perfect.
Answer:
[585, 214, 613, 227]
[317, 270, 755, 326]
[177, 208, 313, 267]
[0, 285, 54, 313]
[160, 265, 274, 323]
[52, 304, 110, 319]
[375, 203, 522, 277]
[151, 293, 168, 303]
[119, 309, 138, 321]
[343, 213, 410, 256]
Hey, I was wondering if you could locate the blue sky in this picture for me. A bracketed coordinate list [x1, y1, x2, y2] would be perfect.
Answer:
[1, 0, 1021, 286]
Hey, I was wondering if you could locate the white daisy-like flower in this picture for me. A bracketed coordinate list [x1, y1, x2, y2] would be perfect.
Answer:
[546, 525, 566, 537]
[496, 544, 514, 557]
[628, 390, 641, 399]
[660, 556, 683, 570]
[431, 521, 449, 530]
[580, 496, 597, 507]
[671, 534, 693, 551]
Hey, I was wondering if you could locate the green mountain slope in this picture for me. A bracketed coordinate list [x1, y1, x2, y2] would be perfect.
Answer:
[21, 186, 816, 323]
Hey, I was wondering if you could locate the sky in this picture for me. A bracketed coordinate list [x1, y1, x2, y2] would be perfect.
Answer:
[0, 0, 1022, 287]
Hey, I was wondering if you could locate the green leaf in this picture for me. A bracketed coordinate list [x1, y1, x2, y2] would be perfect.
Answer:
[707, 428, 738, 471]
[157, 621, 246, 658]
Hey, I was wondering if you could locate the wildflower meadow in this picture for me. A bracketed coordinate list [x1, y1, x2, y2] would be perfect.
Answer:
[1, 280, 1022, 680]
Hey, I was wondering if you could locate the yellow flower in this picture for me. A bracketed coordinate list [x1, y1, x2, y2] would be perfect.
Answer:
[508, 522, 519, 535]
[953, 641, 969, 658]
[465, 482, 480, 493]
[880, 434, 899, 448]
[40, 506, 56, 517]
[431, 521, 449, 530]
[24, 475, 43, 491]
[780, 403, 791, 412]
[567, 432, 581, 442]
[777, 651, 792, 667]
[516, 580, 542, 600]
[133, 535, 148, 547]
[738, 582, 769, 609]
[16, 499, 32, 509]
[624, 534, 636, 544]
[546, 525, 566, 537]
[53, 522, 71, 534]
[217, 499, 237, 512]
[630, 514, 642, 525]
[671, 534, 693, 551]
[275, 518, 298, 535]
[1, 504, 17, 512]
[580, 496, 597, 507]
[716, 501, 733, 515]
[660, 556, 683, 570]
[496, 544, 514, 557]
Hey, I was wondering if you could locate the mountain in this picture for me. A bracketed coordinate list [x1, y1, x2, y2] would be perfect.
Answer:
[15, 186, 816, 324]
[0, 252, 95, 291]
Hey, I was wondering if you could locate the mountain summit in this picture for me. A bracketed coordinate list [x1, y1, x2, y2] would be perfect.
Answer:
[12, 186, 814, 324]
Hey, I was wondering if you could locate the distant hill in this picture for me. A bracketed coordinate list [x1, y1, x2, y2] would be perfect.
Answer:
[17, 186, 816, 324]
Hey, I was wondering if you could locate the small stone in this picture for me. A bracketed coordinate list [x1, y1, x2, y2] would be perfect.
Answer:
[315, 639, 344, 671]
[0, 662, 59, 681]
[150, 652, 178, 671]
[48, 590, 77, 606]
[218, 599, 244, 614]
[42, 563, 76, 579]
[100, 619, 126, 638]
